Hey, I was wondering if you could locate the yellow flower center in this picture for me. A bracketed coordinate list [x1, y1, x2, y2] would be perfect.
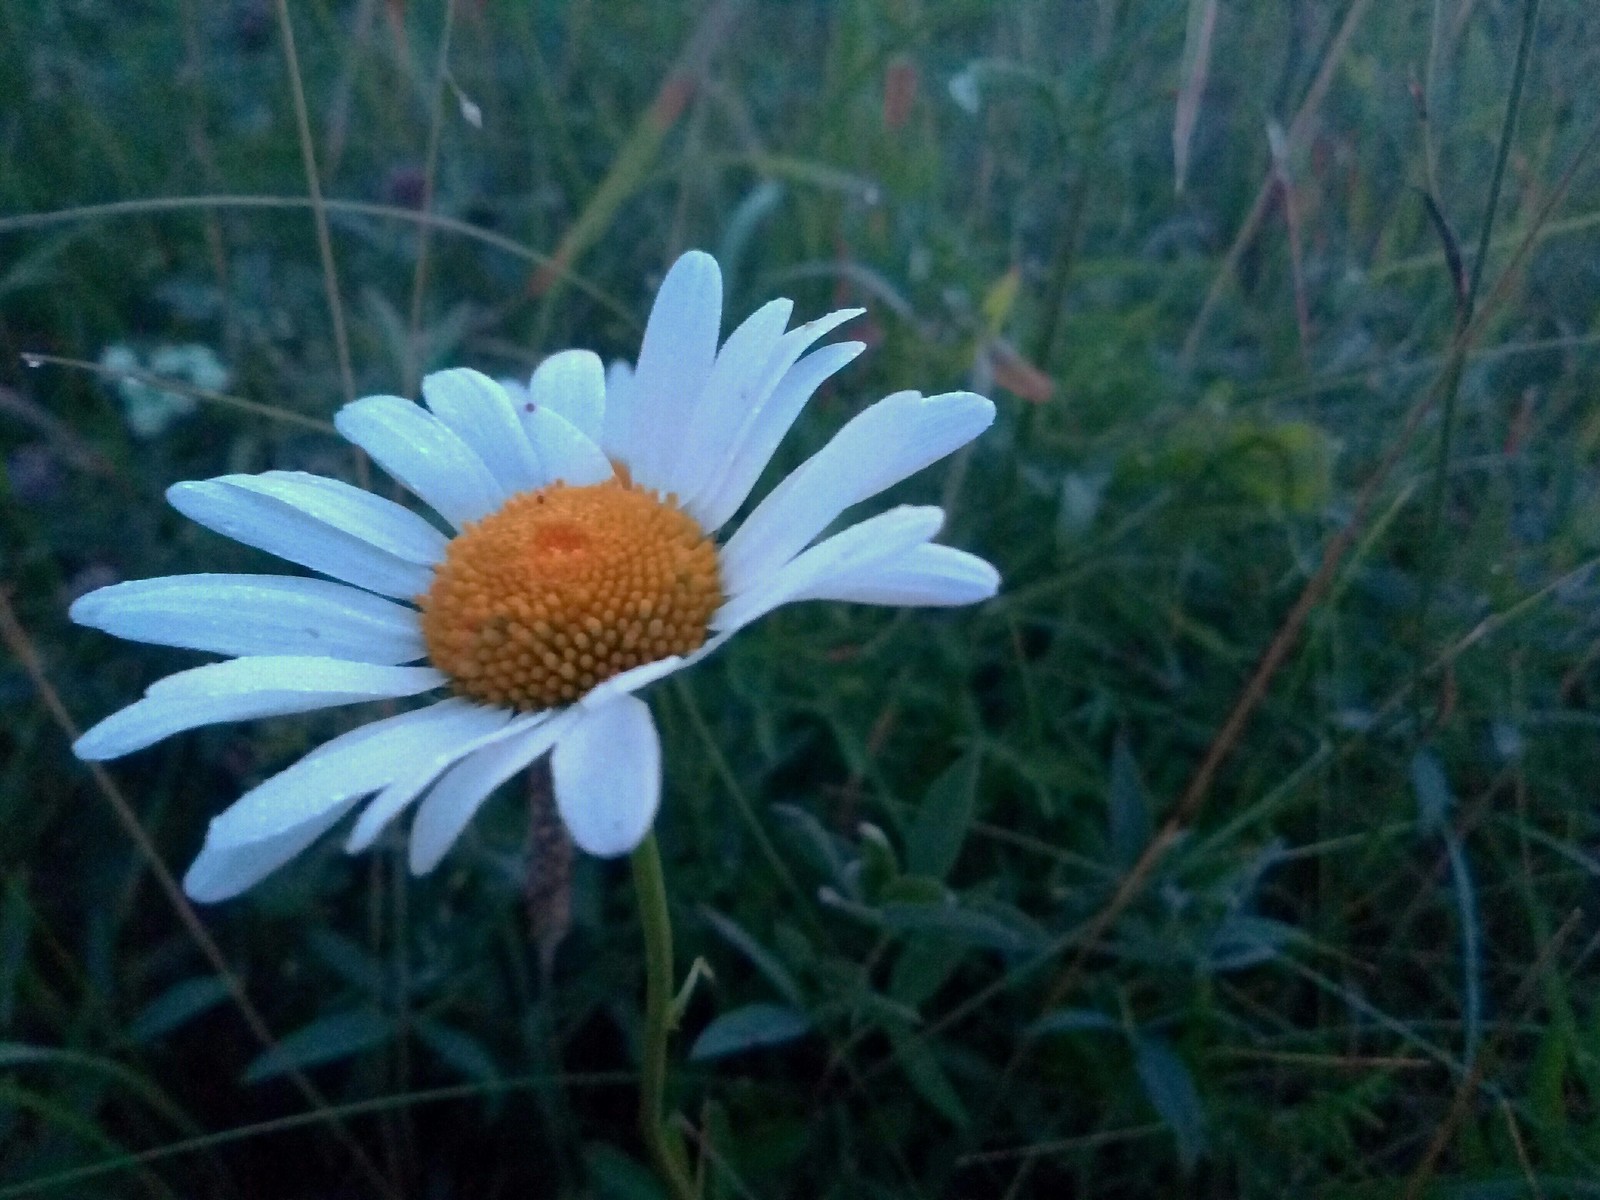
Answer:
[420, 475, 723, 710]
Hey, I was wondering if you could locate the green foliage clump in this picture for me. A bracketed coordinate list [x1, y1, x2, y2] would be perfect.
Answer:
[1, 0, 1599, 1196]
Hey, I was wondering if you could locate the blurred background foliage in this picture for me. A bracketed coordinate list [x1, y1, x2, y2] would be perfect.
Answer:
[2, 0, 1600, 1195]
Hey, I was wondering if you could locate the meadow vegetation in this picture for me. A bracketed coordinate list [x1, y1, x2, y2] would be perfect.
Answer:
[2, 0, 1599, 1195]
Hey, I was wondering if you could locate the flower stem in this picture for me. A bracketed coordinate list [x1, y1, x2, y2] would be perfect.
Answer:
[630, 831, 697, 1200]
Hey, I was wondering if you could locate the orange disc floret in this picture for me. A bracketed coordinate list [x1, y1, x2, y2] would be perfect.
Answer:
[420, 477, 723, 710]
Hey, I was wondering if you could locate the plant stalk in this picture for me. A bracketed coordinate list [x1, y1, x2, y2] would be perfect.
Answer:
[630, 831, 697, 1200]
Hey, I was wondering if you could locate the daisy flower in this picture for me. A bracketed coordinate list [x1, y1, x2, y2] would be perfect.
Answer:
[70, 252, 998, 902]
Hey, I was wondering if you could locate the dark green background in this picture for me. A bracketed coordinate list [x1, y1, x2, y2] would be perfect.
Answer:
[2, 0, 1599, 1195]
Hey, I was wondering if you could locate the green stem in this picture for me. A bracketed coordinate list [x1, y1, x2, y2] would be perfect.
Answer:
[630, 831, 697, 1200]
[1413, 0, 1541, 718]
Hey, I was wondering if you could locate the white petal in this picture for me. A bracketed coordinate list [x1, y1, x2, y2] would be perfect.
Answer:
[168, 476, 438, 599]
[686, 306, 864, 511]
[223, 472, 448, 564]
[693, 341, 867, 531]
[718, 390, 995, 591]
[752, 307, 867, 401]
[335, 395, 506, 529]
[70, 574, 425, 664]
[421, 369, 543, 494]
[599, 359, 636, 461]
[347, 773, 441, 854]
[777, 543, 998, 608]
[527, 349, 605, 443]
[576, 639, 726, 711]
[626, 251, 723, 492]
[73, 657, 447, 761]
[408, 712, 575, 873]
[183, 795, 360, 902]
[668, 297, 793, 502]
[714, 505, 944, 633]
[552, 693, 660, 857]
[345, 708, 553, 852]
[204, 699, 508, 847]
[522, 406, 613, 487]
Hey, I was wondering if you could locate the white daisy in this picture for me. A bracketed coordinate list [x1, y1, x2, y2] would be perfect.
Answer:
[70, 251, 998, 902]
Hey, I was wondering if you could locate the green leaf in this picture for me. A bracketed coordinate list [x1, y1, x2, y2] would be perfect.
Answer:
[717, 179, 785, 291]
[858, 822, 901, 898]
[885, 1024, 970, 1128]
[1173, 0, 1218, 194]
[907, 754, 981, 880]
[880, 895, 1045, 955]
[584, 1143, 667, 1200]
[889, 935, 969, 1009]
[1133, 1033, 1207, 1170]
[772, 804, 850, 888]
[1204, 914, 1295, 972]
[129, 975, 232, 1042]
[242, 1009, 394, 1084]
[1411, 748, 1454, 835]
[700, 1097, 738, 1200]
[1108, 737, 1152, 866]
[852, 990, 923, 1029]
[877, 874, 948, 906]
[414, 1018, 499, 1085]
[306, 929, 390, 998]
[700, 906, 805, 1009]
[689, 1004, 812, 1062]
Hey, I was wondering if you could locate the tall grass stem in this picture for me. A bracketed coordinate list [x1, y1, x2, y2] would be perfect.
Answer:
[630, 832, 697, 1200]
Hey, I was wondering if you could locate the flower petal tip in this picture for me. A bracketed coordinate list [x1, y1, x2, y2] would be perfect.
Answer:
[66, 589, 103, 627]
[407, 838, 446, 877]
[973, 562, 1002, 600]
[670, 248, 721, 277]
[70, 730, 112, 762]
[164, 479, 201, 510]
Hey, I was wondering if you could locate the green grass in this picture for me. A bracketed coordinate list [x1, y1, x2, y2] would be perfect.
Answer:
[2, 0, 1600, 1195]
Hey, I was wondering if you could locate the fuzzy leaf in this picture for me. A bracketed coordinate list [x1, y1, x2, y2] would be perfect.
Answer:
[689, 1004, 812, 1062]
[414, 1018, 499, 1085]
[886, 1024, 969, 1127]
[1108, 737, 1152, 866]
[242, 1009, 394, 1084]
[907, 753, 980, 880]
[130, 976, 232, 1042]
[1133, 1033, 1207, 1170]
[1411, 748, 1454, 835]
[700, 906, 805, 1009]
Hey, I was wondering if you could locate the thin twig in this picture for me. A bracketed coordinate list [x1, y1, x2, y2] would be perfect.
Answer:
[1414, 0, 1543, 695]
[403, 0, 458, 398]
[0, 195, 635, 325]
[0, 1069, 635, 1200]
[527, 0, 746, 319]
[1399, 907, 1582, 1200]
[957, 1123, 1165, 1167]
[322, 0, 379, 181]
[1180, 0, 1377, 367]
[1499, 1096, 1548, 1200]
[0, 382, 121, 478]
[18, 352, 334, 433]
[274, 0, 356, 405]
